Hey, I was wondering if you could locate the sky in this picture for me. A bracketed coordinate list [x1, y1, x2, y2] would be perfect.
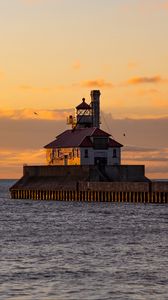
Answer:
[0, 0, 168, 179]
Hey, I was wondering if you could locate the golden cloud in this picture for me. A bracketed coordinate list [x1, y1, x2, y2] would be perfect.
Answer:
[81, 79, 113, 88]
[0, 148, 45, 178]
[127, 76, 162, 85]
[0, 149, 45, 166]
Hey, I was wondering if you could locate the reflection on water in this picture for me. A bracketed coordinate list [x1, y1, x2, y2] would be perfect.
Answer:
[0, 180, 168, 300]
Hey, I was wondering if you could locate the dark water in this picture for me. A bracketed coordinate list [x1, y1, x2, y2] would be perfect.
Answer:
[0, 180, 168, 300]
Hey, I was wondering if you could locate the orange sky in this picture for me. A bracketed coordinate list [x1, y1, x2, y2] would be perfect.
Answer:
[0, 0, 168, 178]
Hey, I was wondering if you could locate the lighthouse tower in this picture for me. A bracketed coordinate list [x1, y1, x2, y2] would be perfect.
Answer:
[75, 98, 92, 128]
[67, 90, 101, 129]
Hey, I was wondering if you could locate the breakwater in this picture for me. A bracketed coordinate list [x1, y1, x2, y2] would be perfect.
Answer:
[10, 165, 168, 203]
[10, 166, 168, 203]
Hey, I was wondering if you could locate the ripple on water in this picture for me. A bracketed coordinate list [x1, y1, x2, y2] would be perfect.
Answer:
[0, 180, 168, 300]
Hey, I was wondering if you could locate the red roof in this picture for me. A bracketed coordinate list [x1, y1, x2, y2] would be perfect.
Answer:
[80, 137, 93, 147]
[108, 138, 123, 148]
[44, 127, 123, 149]
[76, 98, 91, 110]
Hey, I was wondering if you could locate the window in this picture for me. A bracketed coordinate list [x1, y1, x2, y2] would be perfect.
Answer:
[113, 149, 117, 158]
[84, 149, 88, 158]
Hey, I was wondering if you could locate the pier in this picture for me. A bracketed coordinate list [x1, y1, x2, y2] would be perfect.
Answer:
[10, 166, 168, 203]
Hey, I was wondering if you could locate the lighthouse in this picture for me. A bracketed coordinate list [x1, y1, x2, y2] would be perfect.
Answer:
[10, 89, 166, 203]
[44, 90, 122, 166]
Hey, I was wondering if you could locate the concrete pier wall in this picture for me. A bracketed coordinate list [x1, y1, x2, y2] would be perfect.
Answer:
[23, 165, 90, 178]
[105, 165, 146, 181]
[23, 165, 147, 182]
[78, 181, 149, 192]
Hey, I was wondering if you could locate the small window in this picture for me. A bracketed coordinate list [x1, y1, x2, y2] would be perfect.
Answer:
[113, 149, 117, 158]
[84, 149, 88, 158]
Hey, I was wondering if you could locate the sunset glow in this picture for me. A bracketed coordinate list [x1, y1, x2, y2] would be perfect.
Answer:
[0, 0, 168, 178]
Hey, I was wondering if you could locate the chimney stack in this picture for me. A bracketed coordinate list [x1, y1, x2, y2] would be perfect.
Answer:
[90, 90, 101, 128]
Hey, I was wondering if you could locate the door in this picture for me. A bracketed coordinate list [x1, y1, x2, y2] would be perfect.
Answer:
[94, 157, 107, 166]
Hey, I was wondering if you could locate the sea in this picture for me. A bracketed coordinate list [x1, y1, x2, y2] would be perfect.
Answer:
[0, 179, 168, 300]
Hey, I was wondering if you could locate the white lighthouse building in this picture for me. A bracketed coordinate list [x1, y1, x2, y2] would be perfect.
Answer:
[44, 90, 123, 166]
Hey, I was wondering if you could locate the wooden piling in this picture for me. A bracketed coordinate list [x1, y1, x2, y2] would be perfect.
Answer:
[10, 186, 168, 204]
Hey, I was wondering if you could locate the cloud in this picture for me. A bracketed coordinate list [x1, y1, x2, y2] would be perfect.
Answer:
[0, 118, 66, 151]
[101, 113, 168, 148]
[0, 111, 168, 178]
[122, 146, 168, 179]
[123, 146, 168, 162]
[0, 148, 45, 179]
[127, 76, 163, 85]
[123, 146, 159, 153]
[0, 149, 44, 166]
[0, 108, 73, 121]
[80, 79, 113, 88]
